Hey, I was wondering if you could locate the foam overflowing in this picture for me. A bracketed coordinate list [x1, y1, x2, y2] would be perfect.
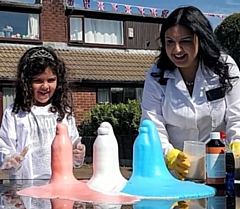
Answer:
[17, 120, 216, 206]
[17, 124, 139, 204]
[121, 120, 216, 199]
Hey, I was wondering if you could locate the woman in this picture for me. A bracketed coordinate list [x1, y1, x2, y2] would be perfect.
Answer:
[141, 6, 240, 180]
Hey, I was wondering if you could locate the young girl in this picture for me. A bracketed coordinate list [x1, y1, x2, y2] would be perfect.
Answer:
[0, 46, 85, 179]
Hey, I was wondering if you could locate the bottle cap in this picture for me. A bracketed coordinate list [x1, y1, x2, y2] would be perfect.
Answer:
[220, 131, 226, 140]
[210, 132, 220, 139]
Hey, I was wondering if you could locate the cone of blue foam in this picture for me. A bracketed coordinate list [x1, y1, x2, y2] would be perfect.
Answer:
[121, 119, 216, 200]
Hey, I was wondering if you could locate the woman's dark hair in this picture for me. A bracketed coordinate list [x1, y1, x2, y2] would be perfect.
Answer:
[156, 5, 236, 92]
[13, 46, 73, 122]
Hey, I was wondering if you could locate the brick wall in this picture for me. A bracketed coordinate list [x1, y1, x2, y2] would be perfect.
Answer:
[41, 0, 67, 42]
[72, 86, 97, 126]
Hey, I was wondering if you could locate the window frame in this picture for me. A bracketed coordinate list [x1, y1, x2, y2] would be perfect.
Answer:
[68, 15, 126, 48]
[2, 87, 16, 111]
[97, 87, 143, 104]
[68, 15, 84, 44]
[0, 2, 42, 44]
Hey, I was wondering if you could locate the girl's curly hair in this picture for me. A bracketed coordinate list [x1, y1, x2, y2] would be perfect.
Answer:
[12, 46, 73, 122]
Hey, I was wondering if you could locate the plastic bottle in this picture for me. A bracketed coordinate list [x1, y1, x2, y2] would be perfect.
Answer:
[220, 131, 235, 209]
[220, 131, 235, 191]
[206, 132, 226, 186]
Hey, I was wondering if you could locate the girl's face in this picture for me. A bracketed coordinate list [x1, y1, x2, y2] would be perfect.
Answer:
[165, 24, 199, 72]
[32, 67, 57, 106]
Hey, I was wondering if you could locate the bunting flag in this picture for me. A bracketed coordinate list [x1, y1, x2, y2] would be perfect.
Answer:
[125, 5, 132, 14]
[161, 9, 169, 18]
[204, 13, 226, 21]
[111, 3, 118, 11]
[150, 8, 157, 17]
[92, 0, 228, 21]
[83, 0, 90, 9]
[67, 0, 74, 6]
[217, 14, 224, 20]
[98, 1, 104, 10]
[205, 13, 215, 17]
[138, 7, 145, 15]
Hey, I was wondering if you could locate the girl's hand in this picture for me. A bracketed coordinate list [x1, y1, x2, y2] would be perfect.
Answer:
[73, 143, 85, 168]
[1, 146, 28, 174]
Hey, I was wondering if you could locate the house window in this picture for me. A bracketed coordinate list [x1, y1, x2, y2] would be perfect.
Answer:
[3, 87, 16, 111]
[124, 88, 136, 103]
[85, 18, 123, 45]
[0, 11, 40, 40]
[111, 88, 123, 104]
[136, 88, 143, 102]
[97, 88, 109, 103]
[97, 87, 143, 104]
[69, 17, 124, 45]
[70, 17, 83, 41]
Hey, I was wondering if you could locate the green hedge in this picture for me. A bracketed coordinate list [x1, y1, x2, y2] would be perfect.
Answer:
[78, 99, 141, 136]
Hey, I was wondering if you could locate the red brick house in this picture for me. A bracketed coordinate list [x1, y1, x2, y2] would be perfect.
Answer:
[0, 0, 163, 127]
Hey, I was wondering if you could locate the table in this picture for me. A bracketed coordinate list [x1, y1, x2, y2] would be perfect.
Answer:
[0, 180, 239, 209]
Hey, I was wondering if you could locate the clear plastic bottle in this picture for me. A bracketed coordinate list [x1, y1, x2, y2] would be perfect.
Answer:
[206, 132, 226, 186]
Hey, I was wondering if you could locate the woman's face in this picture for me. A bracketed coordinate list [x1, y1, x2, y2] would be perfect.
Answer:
[32, 67, 57, 106]
[165, 25, 199, 71]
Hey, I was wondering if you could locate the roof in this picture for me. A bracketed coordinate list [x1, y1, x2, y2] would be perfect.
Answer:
[0, 45, 157, 83]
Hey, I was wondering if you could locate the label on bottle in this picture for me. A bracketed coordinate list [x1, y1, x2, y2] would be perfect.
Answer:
[206, 147, 225, 184]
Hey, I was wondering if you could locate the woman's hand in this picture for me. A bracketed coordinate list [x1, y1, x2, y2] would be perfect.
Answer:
[166, 148, 191, 180]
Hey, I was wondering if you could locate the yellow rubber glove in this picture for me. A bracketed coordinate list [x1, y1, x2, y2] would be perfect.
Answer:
[172, 200, 190, 209]
[178, 200, 190, 209]
[230, 141, 240, 155]
[165, 148, 191, 180]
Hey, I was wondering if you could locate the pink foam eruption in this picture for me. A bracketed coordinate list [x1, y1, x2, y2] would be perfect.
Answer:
[17, 123, 139, 204]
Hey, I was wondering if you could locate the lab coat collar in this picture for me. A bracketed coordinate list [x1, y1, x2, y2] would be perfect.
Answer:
[163, 63, 217, 100]
[163, 62, 216, 80]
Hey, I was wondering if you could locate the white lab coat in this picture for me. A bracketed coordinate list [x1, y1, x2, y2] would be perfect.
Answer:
[0, 104, 81, 179]
[141, 54, 240, 156]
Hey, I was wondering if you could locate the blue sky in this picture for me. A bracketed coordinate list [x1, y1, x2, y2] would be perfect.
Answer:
[79, 0, 240, 28]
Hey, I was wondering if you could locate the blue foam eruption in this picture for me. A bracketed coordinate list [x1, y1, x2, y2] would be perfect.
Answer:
[121, 119, 216, 200]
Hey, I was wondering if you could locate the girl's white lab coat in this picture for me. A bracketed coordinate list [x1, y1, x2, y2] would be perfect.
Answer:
[0, 104, 81, 179]
[141, 55, 240, 156]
